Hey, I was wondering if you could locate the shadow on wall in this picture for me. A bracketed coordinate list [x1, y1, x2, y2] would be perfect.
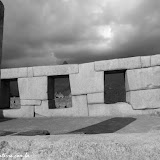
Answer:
[68, 117, 136, 134]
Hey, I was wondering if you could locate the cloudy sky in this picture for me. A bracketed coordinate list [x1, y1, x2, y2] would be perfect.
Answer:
[1, 0, 160, 68]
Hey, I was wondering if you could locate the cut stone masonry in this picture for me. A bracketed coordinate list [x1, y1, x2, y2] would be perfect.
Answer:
[1, 54, 160, 118]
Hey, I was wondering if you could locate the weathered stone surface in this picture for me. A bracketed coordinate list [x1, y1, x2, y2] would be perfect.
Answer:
[35, 100, 75, 117]
[72, 95, 88, 116]
[125, 66, 160, 91]
[35, 95, 88, 117]
[1, 68, 28, 79]
[10, 97, 21, 109]
[126, 89, 160, 109]
[1, 106, 34, 118]
[140, 56, 151, 68]
[21, 100, 41, 106]
[18, 77, 47, 100]
[27, 67, 33, 77]
[70, 63, 104, 95]
[87, 92, 104, 104]
[33, 64, 79, 77]
[151, 54, 160, 66]
[95, 56, 141, 71]
[88, 103, 143, 117]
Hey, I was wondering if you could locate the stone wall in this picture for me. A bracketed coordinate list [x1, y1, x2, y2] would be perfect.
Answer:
[1, 54, 160, 118]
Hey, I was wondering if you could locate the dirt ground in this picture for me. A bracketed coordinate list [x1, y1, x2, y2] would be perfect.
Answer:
[0, 115, 160, 135]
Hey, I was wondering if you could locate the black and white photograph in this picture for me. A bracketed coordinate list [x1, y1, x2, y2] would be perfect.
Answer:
[0, 0, 160, 159]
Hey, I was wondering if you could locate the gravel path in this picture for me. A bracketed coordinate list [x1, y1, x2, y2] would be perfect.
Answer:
[0, 131, 160, 159]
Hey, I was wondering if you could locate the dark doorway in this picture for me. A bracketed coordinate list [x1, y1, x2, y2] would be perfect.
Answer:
[0, 79, 20, 109]
[48, 75, 72, 109]
[104, 70, 126, 104]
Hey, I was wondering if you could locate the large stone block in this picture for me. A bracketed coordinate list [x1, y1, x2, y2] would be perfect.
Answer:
[125, 66, 160, 91]
[27, 67, 34, 77]
[95, 56, 141, 71]
[1, 68, 28, 79]
[1, 106, 34, 118]
[21, 100, 41, 106]
[140, 56, 151, 68]
[87, 92, 104, 104]
[18, 77, 47, 100]
[72, 95, 88, 116]
[126, 89, 160, 109]
[88, 103, 142, 117]
[70, 63, 104, 95]
[151, 54, 160, 66]
[33, 64, 79, 77]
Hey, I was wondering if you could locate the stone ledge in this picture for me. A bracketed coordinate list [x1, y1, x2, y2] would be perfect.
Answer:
[20, 100, 42, 106]
[33, 64, 79, 77]
[88, 103, 141, 117]
[35, 100, 74, 117]
[1, 68, 28, 79]
[35, 96, 89, 117]
[151, 54, 160, 66]
[27, 67, 34, 77]
[0, 106, 34, 118]
[140, 56, 151, 68]
[95, 56, 141, 71]
[88, 103, 160, 117]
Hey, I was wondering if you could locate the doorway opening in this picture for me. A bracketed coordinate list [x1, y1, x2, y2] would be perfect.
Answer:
[104, 70, 126, 104]
[48, 75, 72, 109]
[0, 79, 20, 109]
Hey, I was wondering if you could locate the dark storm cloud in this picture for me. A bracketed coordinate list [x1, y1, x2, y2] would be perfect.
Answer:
[1, 0, 160, 68]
